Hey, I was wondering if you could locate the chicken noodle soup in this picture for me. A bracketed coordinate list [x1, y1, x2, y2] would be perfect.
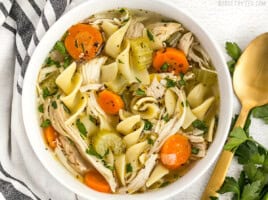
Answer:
[37, 8, 219, 194]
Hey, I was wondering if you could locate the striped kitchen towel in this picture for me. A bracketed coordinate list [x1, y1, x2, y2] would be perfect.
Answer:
[0, 0, 85, 199]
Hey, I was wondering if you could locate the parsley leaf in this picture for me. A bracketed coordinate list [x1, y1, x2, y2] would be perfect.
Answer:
[51, 101, 57, 109]
[147, 30, 154, 41]
[76, 119, 87, 138]
[160, 181, 170, 188]
[136, 88, 146, 96]
[89, 115, 97, 125]
[217, 177, 240, 197]
[227, 59, 236, 76]
[160, 63, 169, 71]
[252, 104, 268, 124]
[241, 181, 262, 200]
[40, 119, 51, 128]
[45, 57, 60, 67]
[42, 87, 51, 99]
[38, 104, 44, 113]
[165, 77, 176, 88]
[135, 77, 142, 83]
[209, 197, 218, 200]
[126, 163, 133, 173]
[144, 120, 153, 131]
[54, 41, 66, 55]
[162, 113, 169, 122]
[191, 147, 199, 155]
[192, 120, 208, 132]
[224, 127, 249, 152]
[225, 42, 241, 61]
[178, 73, 186, 86]
[147, 138, 154, 145]
[86, 145, 103, 159]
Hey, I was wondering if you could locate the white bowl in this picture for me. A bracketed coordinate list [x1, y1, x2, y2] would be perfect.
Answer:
[22, 0, 233, 199]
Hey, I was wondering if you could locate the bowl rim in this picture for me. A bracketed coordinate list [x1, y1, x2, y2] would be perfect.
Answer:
[22, 0, 233, 199]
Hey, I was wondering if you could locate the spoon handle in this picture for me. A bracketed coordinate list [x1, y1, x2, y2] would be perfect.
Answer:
[201, 104, 252, 199]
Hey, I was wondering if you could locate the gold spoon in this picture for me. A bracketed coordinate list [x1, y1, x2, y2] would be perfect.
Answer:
[202, 32, 268, 199]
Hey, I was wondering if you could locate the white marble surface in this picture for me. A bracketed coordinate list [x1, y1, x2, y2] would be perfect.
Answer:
[1, 0, 268, 199]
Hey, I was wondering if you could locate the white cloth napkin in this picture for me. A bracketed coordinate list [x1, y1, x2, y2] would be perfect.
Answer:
[0, 0, 268, 199]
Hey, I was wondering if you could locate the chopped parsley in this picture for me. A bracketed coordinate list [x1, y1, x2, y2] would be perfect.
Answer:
[45, 57, 60, 67]
[51, 101, 57, 109]
[62, 103, 71, 114]
[76, 119, 87, 138]
[162, 114, 169, 122]
[178, 73, 186, 86]
[147, 30, 154, 41]
[126, 163, 133, 173]
[63, 56, 72, 69]
[136, 88, 146, 96]
[89, 115, 97, 124]
[42, 87, 51, 99]
[40, 119, 51, 128]
[147, 138, 154, 145]
[118, 59, 124, 64]
[160, 63, 169, 71]
[86, 145, 103, 159]
[192, 119, 208, 132]
[54, 41, 66, 55]
[225, 42, 241, 76]
[144, 120, 153, 131]
[165, 78, 176, 88]
[191, 147, 200, 155]
[38, 104, 44, 113]
[160, 181, 170, 188]
[135, 77, 142, 83]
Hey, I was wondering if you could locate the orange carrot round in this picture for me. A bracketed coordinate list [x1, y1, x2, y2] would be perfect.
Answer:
[153, 47, 189, 75]
[84, 170, 111, 193]
[65, 23, 103, 60]
[44, 126, 57, 149]
[160, 133, 191, 170]
[97, 90, 124, 115]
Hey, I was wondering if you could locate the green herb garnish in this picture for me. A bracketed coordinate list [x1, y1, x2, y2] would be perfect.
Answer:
[136, 77, 142, 83]
[225, 42, 242, 76]
[160, 63, 169, 71]
[160, 181, 170, 188]
[178, 73, 186, 86]
[252, 104, 268, 124]
[136, 88, 146, 96]
[38, 104, 44, 113]
[89, 115, 97, 124]
[62, 103, 71, 114]
[40, 119, 51, 128]
[162, 114, 169, 122]
[147, 138, 154, 145]
[76, 119, 87, 138]
[165, 78, 176, 88]
[51, 101, 57, 109]
[54, 41, 66, 55]
[126, 163, 133, 173]
[42, 87, 51, 99]
[144, 120, 153, 131]
[147, 30, 154, 41]
[191, 147, 200, 155]
[192, 119, 208, 132]
[118, 59, 124, 64]
[86, 145, 103, 159]
[45, 57, 60, 67]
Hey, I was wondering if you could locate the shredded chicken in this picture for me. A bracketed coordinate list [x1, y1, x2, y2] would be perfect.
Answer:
[147, 22, 183, 49]
[49, 101, 118, 192]
[81, 57, 107, 85]
[146, 77, 166, 99]
[119, 154, 158, 194]
[58, 136, 91, 175]
[126, 21, 144, 38]
[177, 32, 194, 56]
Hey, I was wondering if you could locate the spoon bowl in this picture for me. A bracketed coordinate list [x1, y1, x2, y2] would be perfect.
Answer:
[234, 33, 268, 107]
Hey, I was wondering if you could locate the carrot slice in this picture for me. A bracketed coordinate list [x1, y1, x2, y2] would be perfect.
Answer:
[43, 126, 57, 149]
[84, 170, 112, 193]
[160, 134, 191, 170]
[153, 47, 189, 75]
[97, 90, 124, 115]
[64, 23, 103, 60]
